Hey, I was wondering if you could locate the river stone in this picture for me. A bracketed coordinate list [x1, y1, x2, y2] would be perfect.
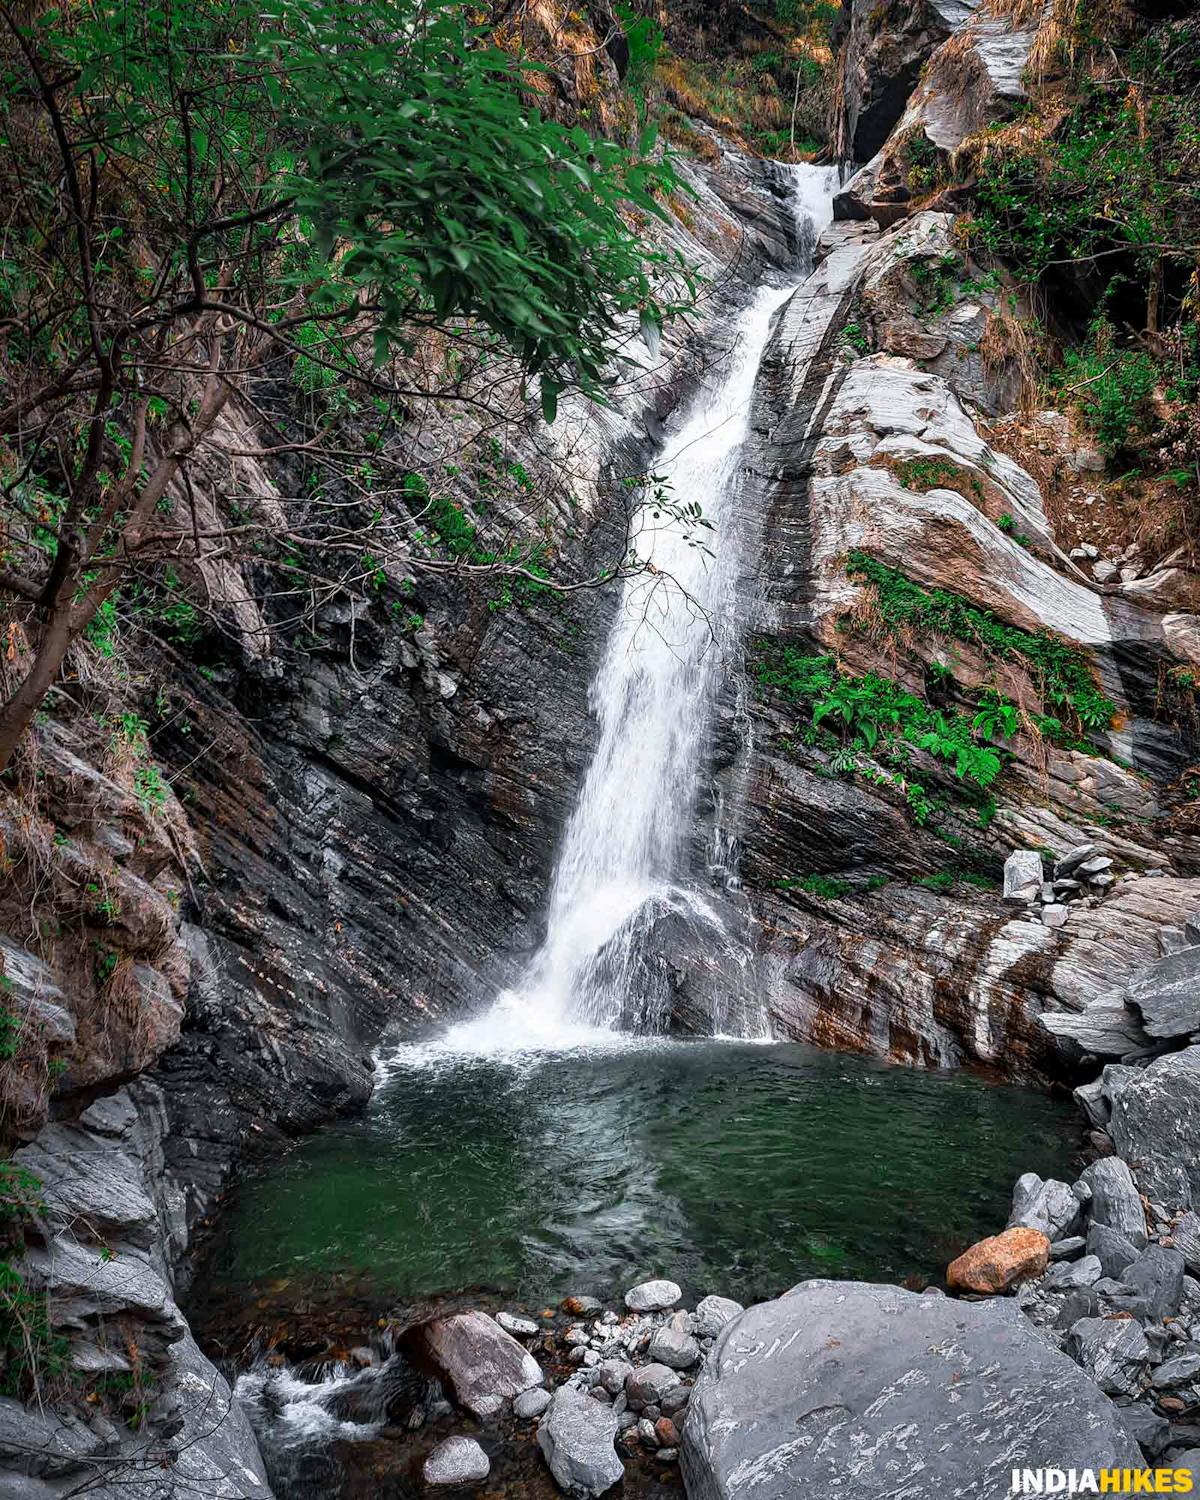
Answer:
[646, 1327, 700, 1371]
[1110, 1046, 1200, 1208]
[692, 1296, 743, 1339]
[536, 1386, 623, 1498]
[624, 1279, 681, 1313]
[404, 1311, 542, 1419]
[1086, 1222, 1141, 1280]
[596, 1360, 632, 1395]
[423, 1436, 490, 1486]
[1004, 849, 1044, 903]
[947, 1226, 1050, 1293]
[625, 1364, 678, 1410]
[680, 1280, 1140, 1499]
[1042, 1254, 1101, 1292]
[496, 1311, 539, 1338]
[1008, 1174, 1085, 1241]
[1126, 947, 1200, 1039]
[1080, 1158, 1148, 1247]
[1069, 1316, 1151, 1398]
[515, 1387, 552, 1419]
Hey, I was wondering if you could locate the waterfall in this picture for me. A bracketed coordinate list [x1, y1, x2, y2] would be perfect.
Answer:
[445, 165, 841, 1053]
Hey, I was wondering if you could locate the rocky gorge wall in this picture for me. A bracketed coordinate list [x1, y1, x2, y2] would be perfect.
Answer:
[0, 137, 809, 1495]
[5, 0, 1200, 1493]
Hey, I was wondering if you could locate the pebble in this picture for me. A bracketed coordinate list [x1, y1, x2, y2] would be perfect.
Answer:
[646, 1326, 701, 1370]
[655, 1417, 679, 1447]
[657, 1448, 678, 1463]
[661, 1385, 690, 1415]
[638, 1418, 659, 1447]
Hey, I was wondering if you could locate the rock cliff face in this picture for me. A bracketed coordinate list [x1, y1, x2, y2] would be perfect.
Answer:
[0, 143, 805, 1494]
[662, 5, 1200, 1077]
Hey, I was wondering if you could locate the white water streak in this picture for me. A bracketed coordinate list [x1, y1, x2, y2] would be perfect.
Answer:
[443, 166, 841, 1055]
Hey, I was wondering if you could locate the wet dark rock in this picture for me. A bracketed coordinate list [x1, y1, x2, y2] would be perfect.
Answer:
[1124, 1246, 1187, 1323]
[625, 1365, 679, 1410]
[1050, 1237, 1086, 1260]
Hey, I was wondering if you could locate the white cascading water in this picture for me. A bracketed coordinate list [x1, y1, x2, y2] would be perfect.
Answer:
[442, 165, 841, 1053]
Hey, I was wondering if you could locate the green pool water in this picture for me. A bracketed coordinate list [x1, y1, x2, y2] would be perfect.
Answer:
[205, 1038, 1078, 1309]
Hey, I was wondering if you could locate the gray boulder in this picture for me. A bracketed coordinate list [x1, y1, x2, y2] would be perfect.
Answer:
[646, 1327, 700, 1371]
[1080, 1158, 1148, 1247]
[514, 1387, 552, 1419]
[692, 1295, 743, 1339]
[424, 1436, 490, 1486]
[624, 1279, 681, 1313]
[536, 1386, 623, 1498]
[1110, 1046, 1200, 1207]
[1042, 1255, 1101, 1292]
[1004, 850, 1044, 904]
[1124, 1245, 1186, 1321]
[1152, 1353, 1200, 1389]
[1086, 1223, 1141, 1280]
[1008, 1174, 1085, 1241]
[403, 1311, 542, 1419]
[1126, 947, 1200, 1039]
[680, 1280, 1140, 1500]
[1069, 1317, 1151, 1398]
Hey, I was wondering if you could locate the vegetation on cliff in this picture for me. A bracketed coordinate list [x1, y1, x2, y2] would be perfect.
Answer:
[0, 0, 700, 773]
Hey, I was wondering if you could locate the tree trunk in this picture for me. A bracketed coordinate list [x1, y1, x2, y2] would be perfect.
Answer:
[0, 604, 75, 773]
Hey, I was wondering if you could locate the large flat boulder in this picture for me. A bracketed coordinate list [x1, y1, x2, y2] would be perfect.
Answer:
[680, 1281, 1140, 1500]
[1109, 1045, 1200, 1207]
[403, 1310, 542, 1419]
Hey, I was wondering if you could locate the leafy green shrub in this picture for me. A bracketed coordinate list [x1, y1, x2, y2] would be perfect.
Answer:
[845, 552, 1116, 738]
[1059, 319, 1159, 454]
[774, 873, 850, 900]
[894, 456, 983, 501]
[914, 872, 955, 891]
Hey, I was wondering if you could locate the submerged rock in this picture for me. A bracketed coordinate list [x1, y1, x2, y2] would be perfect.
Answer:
[423, 1436, 490, 1486]
[947, 1226, 1050, 1294]
[536, 1386, 623, 1498]
[681, 1280, 1140, 1498]
[403, 1311, 541, 1420]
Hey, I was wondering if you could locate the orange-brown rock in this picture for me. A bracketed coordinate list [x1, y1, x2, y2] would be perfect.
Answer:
[947, 1227, 1050, 1295]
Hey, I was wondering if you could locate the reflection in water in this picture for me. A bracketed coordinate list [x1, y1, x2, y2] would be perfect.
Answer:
[204, 1040, 1077, 1307]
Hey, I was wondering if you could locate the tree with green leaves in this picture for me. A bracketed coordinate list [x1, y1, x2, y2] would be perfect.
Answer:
[0, 0, 698, 771]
